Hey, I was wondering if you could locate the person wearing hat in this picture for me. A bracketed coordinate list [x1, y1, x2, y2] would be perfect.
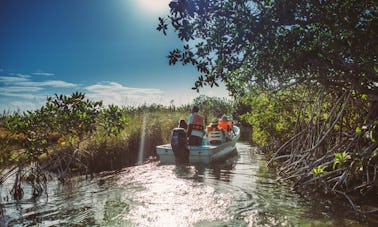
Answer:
[218, 114, 231, 131]
[187, 106, 205, 146]
[206, 118, 227, 145]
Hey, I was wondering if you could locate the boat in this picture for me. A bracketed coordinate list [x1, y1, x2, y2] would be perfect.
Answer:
[156, 126, 240, 165]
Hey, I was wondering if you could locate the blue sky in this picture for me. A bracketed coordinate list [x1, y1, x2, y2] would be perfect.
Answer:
[0, 0, 229, 112]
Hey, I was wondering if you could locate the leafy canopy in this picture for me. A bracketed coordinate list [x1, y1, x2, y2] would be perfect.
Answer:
[158, 0, 377, 97]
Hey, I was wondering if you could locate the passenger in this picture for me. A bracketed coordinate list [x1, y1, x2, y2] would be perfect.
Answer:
[227, 115, 235, 134]
[218, 115, 230, 131]
[187, 106, 205, 146]
[171, 119, 189, 165]
[218, 114, 234, 133]
[206, 118, 218, 136]
[178, 119, 188, 130]
[206, 118, 227, 145]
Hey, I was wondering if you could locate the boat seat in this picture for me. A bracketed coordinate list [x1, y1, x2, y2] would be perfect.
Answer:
[207, 130, 225, 145]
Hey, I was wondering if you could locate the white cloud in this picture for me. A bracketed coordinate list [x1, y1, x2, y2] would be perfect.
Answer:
[84, 81, 230, 107]
[0, 92, 41, 100]
[8, 100, 44, 110]
[0, 75, 30, 83]
[0, 71, 231, 113]
[85, 82, 164, 106]
[32, 72, 55, 76]
[0, 92, 51, 112]
[0, 86, 43, 93]
[17, 80, 77, 88]
[0, 73, 78, 112]
[0, 74, 77, 88]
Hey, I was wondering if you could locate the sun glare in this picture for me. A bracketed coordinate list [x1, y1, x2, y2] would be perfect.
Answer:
[134, 0, 171, 15]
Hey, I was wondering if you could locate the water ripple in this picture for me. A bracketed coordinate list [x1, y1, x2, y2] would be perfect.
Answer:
[1, 142, 370, 226]
[117, 163, 233, 226]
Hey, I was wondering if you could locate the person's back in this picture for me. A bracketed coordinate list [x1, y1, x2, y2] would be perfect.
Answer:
[187, 106, 204, 146]
[218, 115, 233, 132]
[171, 119, 189, 165]
[206, 118, 226, 145]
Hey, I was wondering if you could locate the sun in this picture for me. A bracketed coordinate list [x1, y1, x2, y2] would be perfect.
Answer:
[134, 0, 171, 15]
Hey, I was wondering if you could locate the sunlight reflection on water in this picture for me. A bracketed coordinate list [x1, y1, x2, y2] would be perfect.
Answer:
[137, 113, 148, 165]
[118, 164, 233, 226]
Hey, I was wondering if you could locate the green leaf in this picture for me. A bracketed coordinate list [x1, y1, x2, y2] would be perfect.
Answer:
[313, 165, 327, 177]
[355, 127, 361, 135]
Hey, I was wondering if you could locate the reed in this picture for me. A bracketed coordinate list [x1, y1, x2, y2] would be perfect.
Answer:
[85, 110, 187, 172]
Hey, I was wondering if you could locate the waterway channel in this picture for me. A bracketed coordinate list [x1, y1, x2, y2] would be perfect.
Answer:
[1, 141, 374, 226]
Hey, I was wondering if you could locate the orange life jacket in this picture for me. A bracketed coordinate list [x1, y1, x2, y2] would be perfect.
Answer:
[218, 120, 228, 131]
[189, 114, 204, 137]
[192, 114, 204, 130]
[218, 119, 233, 131]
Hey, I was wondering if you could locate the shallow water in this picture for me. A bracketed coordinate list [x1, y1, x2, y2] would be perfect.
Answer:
[0, 142, 374, 226]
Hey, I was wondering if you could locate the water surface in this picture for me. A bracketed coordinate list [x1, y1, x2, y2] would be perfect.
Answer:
[1, 142, 372, 226]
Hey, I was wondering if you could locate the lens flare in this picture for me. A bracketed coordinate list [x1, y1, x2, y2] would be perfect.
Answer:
[134, 0, 171, 15]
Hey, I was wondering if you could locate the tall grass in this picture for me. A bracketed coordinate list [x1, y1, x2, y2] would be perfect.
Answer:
[86, 110, 188, 172]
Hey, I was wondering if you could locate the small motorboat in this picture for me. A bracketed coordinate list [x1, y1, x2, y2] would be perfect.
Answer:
[156, 126, 240, 165]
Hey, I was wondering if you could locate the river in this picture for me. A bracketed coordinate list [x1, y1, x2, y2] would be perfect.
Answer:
[0, 142, 374, 226]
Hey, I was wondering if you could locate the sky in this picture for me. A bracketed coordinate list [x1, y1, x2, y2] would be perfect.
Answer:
[0, 0, 229, 112]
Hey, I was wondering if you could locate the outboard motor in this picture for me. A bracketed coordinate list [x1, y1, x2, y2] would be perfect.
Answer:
[171, 128, 189, 165]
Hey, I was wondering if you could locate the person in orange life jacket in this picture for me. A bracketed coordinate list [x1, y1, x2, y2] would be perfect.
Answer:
[209, 118, 229, 141]
[206, 118, 220, 136]
[187, 106, 205, 146]
[206, 118, 227, 144]
[218, 114, 234, 134]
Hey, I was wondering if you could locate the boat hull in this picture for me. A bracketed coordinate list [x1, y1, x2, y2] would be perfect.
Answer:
[156, 126, 240, 165]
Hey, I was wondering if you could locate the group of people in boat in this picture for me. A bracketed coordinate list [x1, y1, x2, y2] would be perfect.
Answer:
[179, 105, 234, 146]
[170, 105, 234, 165]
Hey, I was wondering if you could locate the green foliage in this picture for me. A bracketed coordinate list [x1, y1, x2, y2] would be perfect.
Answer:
[355, 126, 362, 135]
[241, 87, 301, 147]
[192, 95, 234, 123]
[313, 165, 328, 177]
[333, 151, 351, 170]
[46, 92, 102, 143]
[5, 110, 54, 161]
[0, 93, 106, 202]
[158, 0, 377, 99]
[158, 1, 378, 212]
[98, 104, 129, 137]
